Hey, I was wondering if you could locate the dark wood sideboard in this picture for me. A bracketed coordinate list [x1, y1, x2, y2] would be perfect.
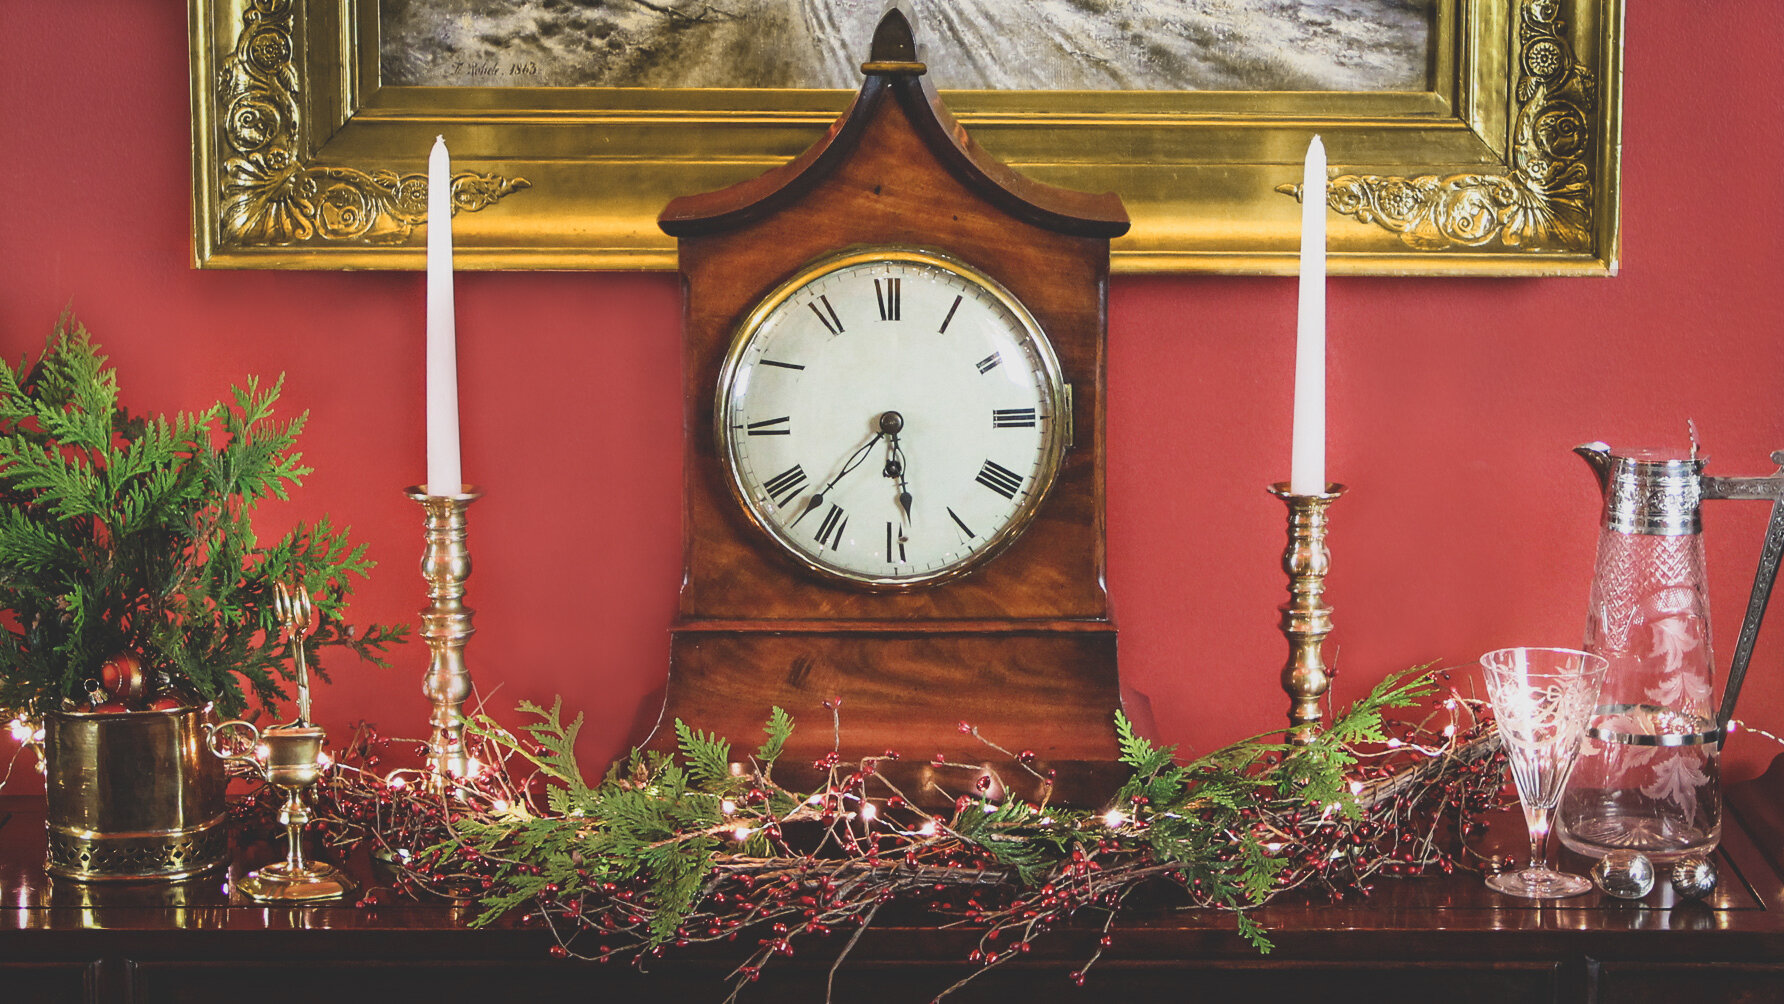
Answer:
[4, 758, 1783, 1003]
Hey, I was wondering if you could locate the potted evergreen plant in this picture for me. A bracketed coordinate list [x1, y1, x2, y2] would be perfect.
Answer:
[0, 319, 404, 879]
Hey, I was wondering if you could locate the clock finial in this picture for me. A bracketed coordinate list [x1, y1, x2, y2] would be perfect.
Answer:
[862, 9, 925, 76]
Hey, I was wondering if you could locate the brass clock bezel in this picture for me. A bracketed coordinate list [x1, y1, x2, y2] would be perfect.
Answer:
[714, 246, 1070, 591]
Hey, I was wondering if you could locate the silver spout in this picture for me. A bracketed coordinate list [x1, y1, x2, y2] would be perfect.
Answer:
[1575, 441, 1613, 495]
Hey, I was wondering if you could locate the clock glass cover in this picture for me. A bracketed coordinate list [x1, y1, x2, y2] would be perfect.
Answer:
[717, 248, 1069, 588]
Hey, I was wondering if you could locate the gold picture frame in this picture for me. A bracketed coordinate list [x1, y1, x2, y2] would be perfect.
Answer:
[189, 0, 1622, 276]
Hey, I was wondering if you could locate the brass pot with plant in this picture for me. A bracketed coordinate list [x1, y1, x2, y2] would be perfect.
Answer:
[0, 319, 404, 880]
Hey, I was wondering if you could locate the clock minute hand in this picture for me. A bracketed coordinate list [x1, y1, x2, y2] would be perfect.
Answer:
[791, 428, 884, 526]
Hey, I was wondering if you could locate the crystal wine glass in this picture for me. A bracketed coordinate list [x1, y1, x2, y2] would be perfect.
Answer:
[1480, 647, 1611, 898]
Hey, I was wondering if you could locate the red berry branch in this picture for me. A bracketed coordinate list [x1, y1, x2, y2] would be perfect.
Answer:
[234, 668, 1505, 1002]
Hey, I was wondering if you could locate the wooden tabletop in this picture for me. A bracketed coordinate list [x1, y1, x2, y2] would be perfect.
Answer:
[3, 758, 1782, 1002]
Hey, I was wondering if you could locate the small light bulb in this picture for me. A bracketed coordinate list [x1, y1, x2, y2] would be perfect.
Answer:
[732, 826, 752, 842]
[491, 798, 510, 813]
[918, 820, 937, 837]
[389, 775, 408, 790]
[1103, 809, 1126, 828]
[859, 802, 877, 822]
[720, 799, 737, 815]
[1348, 780, 1364, 796]
[1386, 738, 1403, 748]
[316, 752, 333, 769]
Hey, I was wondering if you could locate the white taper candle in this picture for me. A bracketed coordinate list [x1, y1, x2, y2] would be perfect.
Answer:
[1290, 135, 1327, 496]
[426, 135, 462, 496]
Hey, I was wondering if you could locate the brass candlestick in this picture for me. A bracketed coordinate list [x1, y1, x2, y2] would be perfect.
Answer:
[406, 485, 482, 781]
[1269, 483, 1347, 744]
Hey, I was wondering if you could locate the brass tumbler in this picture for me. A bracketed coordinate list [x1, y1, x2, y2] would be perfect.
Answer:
[43, 705, 229, 881]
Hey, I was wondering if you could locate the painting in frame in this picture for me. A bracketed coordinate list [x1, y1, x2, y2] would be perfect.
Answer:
[189, 0, 1623, 275]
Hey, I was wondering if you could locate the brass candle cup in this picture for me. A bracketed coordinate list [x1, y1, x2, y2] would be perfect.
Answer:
[1268, 482, 1347, 744]
[206, 720, 354, 903]
[258, 724, 325, 788]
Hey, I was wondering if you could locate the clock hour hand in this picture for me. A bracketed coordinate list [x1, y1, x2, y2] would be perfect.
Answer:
[883, 429, 912, 523]
[791, 423, 887, 526]
[875, 412, 914, 522]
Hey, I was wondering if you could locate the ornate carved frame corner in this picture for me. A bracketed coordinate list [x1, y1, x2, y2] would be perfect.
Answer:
[191, 0, 526, 267]
[1284, 1, 1605, 257]
[190, 0, 1622, 275]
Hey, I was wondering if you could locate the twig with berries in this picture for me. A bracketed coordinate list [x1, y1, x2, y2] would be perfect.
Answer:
[284, 667, 1502, 1002]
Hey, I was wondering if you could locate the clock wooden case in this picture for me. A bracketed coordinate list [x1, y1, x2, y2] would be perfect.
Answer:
[653, 12, 1132, 800]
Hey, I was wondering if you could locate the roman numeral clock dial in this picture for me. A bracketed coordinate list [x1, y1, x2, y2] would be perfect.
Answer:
[716, 248, 1070, 587]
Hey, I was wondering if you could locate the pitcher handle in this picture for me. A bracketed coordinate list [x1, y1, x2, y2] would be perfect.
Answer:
[1717, 493, 1784, 730]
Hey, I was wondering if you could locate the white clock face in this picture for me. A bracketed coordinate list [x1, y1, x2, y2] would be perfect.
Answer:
[717, 248, 1069, 588]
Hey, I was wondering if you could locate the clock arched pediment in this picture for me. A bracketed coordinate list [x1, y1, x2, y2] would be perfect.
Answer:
[658, 10, 1129, 243]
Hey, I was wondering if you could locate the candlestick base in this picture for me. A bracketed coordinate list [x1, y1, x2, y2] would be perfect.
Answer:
[238, 860, 356, 904]
[1268, 482, 1346, 745]
[405, 485, 482, 782]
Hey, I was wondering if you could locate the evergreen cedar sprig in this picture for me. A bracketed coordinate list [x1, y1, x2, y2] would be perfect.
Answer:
[0, 318, 406, 716]
[304, 668, 1501, 1001]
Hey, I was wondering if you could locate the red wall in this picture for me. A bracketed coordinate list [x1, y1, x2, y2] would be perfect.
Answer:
[4, 4, 1783, 788]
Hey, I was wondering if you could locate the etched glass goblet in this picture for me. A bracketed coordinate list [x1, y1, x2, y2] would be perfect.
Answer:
[1480, 647, 1611, 898]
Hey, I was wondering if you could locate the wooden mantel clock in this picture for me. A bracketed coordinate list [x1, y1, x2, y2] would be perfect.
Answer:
[653, 11, 1133, 802]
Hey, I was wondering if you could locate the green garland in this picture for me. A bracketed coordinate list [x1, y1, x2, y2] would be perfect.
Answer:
[306, 667, 1500, 999]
